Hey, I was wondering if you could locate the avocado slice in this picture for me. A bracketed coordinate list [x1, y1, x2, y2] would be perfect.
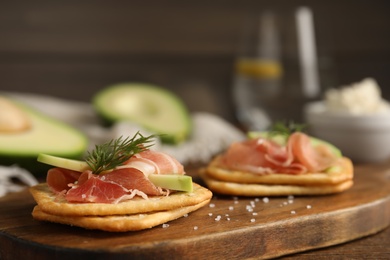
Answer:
[38, 153, 90, 172]
[93, 83, 192, 144]
[0, 98, 88, 175]
[38, 153, 193, 192]
[247, 131, 342, 157]
[148, 174, 193, 192]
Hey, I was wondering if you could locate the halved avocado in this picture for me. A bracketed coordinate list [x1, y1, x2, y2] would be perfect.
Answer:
[92, 83, 191, 144]
[0, 98, 88, 175]
[247, 131, 342, 157]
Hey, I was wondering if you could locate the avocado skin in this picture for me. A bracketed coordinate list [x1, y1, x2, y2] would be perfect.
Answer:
[0, 98, 88, 176]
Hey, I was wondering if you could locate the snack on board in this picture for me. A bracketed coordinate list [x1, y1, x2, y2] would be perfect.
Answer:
[200, 123, 354, 196]
[30, 133, 212, 232]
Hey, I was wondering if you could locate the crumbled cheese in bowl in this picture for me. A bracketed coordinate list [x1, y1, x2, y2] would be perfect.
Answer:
[325, 78, 390, 114]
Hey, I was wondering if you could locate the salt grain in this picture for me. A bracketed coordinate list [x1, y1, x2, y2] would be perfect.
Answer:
[262, 197, 269, 203]
[193, 226, 198, 230]
[215, 215, 222, 221]
[250, 218, 256, 223]
[183, 213, 189, 217]
[306, 205, 312, 209]
[162, 224, 170, 228]
[209, 203, 216, 208]
[291, 211, 296, 214]
[252, 212, 258, 216]
[208, 213, 213, 216]
[229, 206, 234, 211]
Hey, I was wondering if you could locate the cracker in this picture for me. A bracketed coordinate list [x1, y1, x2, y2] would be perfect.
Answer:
[200, 171, 353, 196]
[205, 156, 353, 186]
[32, 199, 210, 232]
[30, 183, 212, 217]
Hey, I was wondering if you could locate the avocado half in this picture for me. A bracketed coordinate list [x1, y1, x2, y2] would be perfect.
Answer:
[93, 83, 192, 144]
[0, 99, 88, 175]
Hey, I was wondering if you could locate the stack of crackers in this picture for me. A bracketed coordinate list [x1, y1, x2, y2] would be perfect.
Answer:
[30, 183, 212, 232]
[200, 156, 354, 196]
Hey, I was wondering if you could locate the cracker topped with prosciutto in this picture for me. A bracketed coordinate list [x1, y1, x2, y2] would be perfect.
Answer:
[29, 133, 212, 232]
[200, 124, 353, 196]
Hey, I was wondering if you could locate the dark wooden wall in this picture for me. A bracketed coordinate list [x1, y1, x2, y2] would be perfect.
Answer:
[1, 0, 389, 123]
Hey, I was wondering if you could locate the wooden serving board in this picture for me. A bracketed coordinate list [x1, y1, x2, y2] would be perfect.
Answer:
[1, 163, 390, 260]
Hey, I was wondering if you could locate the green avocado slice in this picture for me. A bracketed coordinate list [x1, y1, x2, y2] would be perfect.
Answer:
[247, 131, 342, 157]
[0, 99, 88, 174]
[38, 153, 193, 192]
[93, 83, 192, 144]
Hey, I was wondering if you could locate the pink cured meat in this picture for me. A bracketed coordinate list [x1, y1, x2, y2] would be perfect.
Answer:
[65, 172, 128, 203]
[46, 168, 82, 193]
[102, 167, 161, 196]
[127, 150, 184, 175]
[219, 132, 337, 175]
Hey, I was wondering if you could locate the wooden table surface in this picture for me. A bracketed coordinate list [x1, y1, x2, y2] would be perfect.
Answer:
[1, 161, 390, 259]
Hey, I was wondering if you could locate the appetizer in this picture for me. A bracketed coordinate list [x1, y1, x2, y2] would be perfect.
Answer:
[200, 123, 353, 196]
[30, 133, 212, 232]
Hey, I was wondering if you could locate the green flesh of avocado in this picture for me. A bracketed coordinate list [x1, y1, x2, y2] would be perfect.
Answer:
[247, 131, 342, 157]
[0, 99, 88, 175]
[38, 153, 193, 192]
[93, 83, 192, 144]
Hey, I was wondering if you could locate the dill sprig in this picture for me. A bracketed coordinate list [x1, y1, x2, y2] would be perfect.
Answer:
[268, 121, 307, 137]
[86, 132, 156, 174]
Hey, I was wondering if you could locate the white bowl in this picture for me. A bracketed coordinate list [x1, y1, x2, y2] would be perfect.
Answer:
[304, 101, 390, 163]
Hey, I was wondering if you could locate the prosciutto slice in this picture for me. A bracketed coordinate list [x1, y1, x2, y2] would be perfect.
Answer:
[46, 168, 82, 193]
[46, 149, 185, 204]
[219, 132, 337, 175]
[66, 172, 128, 203]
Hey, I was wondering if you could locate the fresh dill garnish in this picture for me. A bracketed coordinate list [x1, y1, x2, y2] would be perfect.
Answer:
[86, 132, 156, 174]
[268, 121, 307, 137]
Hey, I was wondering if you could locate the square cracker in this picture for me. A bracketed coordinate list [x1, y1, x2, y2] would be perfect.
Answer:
[200, 170, 353, 196]
[30, 183, 212, 217]
[204, 156, 353, 186]
[32, 199, 210, 232]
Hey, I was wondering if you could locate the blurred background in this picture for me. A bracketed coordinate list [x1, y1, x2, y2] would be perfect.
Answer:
[1, 0, 389, 125]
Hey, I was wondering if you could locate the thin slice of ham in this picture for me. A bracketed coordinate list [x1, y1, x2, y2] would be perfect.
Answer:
[219, 132, 337, 175]
[102, 167, 162, 196]
[289, 132, 337, 172]
[66, 172, 129, 203]
[46, 168, 82, 193]
[127, 150, 184, 175]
